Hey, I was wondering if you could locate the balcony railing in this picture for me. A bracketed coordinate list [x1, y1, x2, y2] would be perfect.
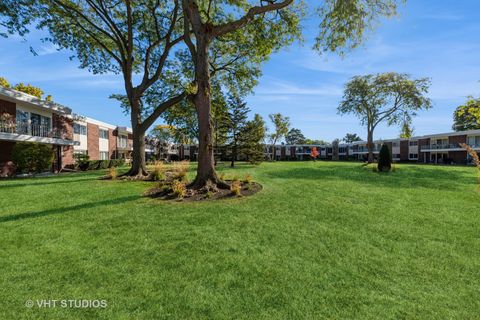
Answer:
[419, 143, 478, 151]
[419, 143, 462, 151]
[117, 140, 133, 149]
[0, 121, 71, 140]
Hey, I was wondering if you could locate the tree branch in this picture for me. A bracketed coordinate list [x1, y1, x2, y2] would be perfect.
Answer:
[141, 92, 187, 132]
[212, 0, 293, 37]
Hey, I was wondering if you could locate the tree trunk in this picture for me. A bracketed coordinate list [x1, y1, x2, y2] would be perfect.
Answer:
[231, 144, 236, 167]
[367, 129, 374, 163]
[190, 35, 228, 189]
[123, 100, 148, 177]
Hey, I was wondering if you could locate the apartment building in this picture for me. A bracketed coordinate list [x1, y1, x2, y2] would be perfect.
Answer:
[72, 117, 134, 161]
[171, 129, 480, 165]
[0, 85, 137, 176]
[0, 86, 74, 173]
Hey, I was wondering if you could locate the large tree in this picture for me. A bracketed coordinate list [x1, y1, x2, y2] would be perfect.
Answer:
[453, 97, 480, 131]
[338, 72, 432, 162]
[267, 113, 290, 161]
[1, 0, 187, 177]
[180, 0, 403, 188]
[241, 114, 266, 164]
[286, 128, 306, 145]
[223, 94, 250, 167]
[343, 133, 362, 143]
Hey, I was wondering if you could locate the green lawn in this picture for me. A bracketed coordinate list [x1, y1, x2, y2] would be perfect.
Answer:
[0, 161, 479, 319]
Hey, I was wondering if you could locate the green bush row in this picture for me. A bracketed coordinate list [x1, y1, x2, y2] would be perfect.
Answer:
[77, 159, 125, 171]
[12, 142, 54, 173]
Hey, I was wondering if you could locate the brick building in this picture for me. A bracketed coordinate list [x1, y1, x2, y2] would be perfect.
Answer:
[0, 86, 74, 174]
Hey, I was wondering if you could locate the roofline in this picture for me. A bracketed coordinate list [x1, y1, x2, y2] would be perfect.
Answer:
[0, 85, 72, 115]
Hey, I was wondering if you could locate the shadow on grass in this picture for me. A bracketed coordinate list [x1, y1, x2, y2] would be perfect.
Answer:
[0, 195, 141, 223]
[264, 164, 477, 191]
[0, 176, 99, 189]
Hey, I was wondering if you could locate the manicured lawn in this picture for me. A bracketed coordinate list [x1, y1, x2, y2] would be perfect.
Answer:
[0, 161, 478, 319]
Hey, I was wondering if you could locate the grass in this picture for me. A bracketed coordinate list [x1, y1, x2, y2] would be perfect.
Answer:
[0, 161, 479, 319]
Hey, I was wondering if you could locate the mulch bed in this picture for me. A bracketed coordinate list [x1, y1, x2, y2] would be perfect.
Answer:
[144, 180, 263, 202]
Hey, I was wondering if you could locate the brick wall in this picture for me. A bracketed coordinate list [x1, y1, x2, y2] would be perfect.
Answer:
[108, 128, 117, 159]
[418, 138, 430, 163]
[0, 141, 15, 163]
[87, 123, 99, 160]
[52, 113, 73, 141]
[449, 134, 467, 147]
[449, 151, 467, 164]
[62, 145, 74, 167]
[400, 140, 409, 161]
[0, 98, 16, 120]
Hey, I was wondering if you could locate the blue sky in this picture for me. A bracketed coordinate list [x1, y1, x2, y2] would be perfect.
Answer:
[1, 0, 479, 142]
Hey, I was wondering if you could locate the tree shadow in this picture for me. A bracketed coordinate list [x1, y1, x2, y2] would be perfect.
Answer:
[0, 176, 98, 189]
[0, 195, 141, 223]
[264, 164, 477, 191]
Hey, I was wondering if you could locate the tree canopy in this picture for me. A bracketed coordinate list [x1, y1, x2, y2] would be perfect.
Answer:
[338, 72, 431, 162]
[343, 133, 362, 143]
[286, 128, 306, 145]
[453, 97, 480, 131]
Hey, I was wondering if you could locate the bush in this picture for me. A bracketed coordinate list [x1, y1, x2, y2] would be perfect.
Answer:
[171, 180, 186, 198]
[77, 159, 125, 171]
[172, 160, 190, 181]
[377, 144, 392, 172]
[12, 142, 54, 173]
[150, 161, 166, 181]
[230, 180, 242, 197]
[107, 167, 117, 180]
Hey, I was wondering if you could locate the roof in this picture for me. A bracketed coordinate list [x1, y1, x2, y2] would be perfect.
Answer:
[0, 85, 72, 115]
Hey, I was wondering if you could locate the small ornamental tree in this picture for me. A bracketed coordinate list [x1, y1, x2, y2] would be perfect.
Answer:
[460, 143, 480, 190]
[310, 147, 319, 161]
[377, 144, 392, 172]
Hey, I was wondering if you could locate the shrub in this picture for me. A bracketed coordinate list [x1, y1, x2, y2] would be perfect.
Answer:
[171, 180, 186, 198]
[150, 161, 166, 181]
[172, 160, 190, 181]
[244, 173, 253, 184]
[77, 159, 124, 171]
[219, 172, 226, 181]
[230, 180, 242, 196]
[107, 167, 117, 180]
[377, 144, 392, 172]
[460, 143, 480, 190]
[12, 142, 54, 173]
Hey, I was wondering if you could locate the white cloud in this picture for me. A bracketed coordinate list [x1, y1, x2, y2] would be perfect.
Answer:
[255, 77, 343, 97]
[36, 43, 60, 56]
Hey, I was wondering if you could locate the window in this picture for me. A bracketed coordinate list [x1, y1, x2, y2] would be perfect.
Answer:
[467, 136, 480, 147]
[409, 153, 418, 159]
[392, 142, 399, 147]
[100, 151, 109, 160]
[409, 140, 418, 146]
[99, 129, 109, 139]
[393, 154, 401, 159]
[74, 150, 87, 155]
[74, 123, 87, 135]
[30, 113, 51, 137]
[118, 135, 128, 148]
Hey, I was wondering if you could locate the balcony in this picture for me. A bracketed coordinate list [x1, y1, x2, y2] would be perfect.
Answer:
[117, 140, 133, 150]
[352, 148, 381, 154]
[0, 120, 73, 145]
[419, 144, 478, 151]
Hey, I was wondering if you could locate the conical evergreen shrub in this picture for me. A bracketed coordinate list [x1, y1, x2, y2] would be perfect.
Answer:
[378, 144, 392, 172]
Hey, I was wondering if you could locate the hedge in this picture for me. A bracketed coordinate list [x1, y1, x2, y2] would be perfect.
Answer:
[78, 159, 125, 171]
